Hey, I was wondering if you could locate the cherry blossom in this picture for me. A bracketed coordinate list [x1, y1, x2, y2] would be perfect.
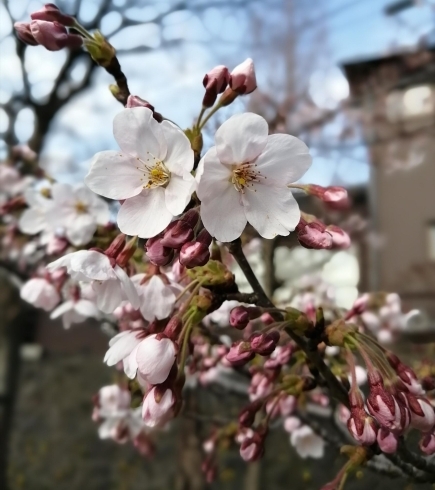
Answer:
[19, 188, 52, 235]
[85, 107, 195, 238]
[46, 183, 109, 246]
[197, 113, 312, 241]
[20, 277, 60, 311]
[289, 425, 325, 459]
[50, 297, 100, 329]
[47, 250, 140, 313]
[142, 387, 175, 427]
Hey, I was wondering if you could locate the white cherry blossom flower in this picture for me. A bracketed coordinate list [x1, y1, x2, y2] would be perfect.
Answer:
[20, 277, 60, 311]
[142, 387, 175, 427]
[50, 297, 100, 329]
[197, 112, 312, 242]
[85, 107, 195, 238]
[289, 425, 325, 459]
[47, 250, 140, 313]
[46, 183, 109, 246]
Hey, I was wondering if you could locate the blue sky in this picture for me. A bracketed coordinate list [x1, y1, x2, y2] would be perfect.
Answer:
[0, 0, 433, 185]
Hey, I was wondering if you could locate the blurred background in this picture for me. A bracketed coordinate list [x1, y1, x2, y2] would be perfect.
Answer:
[1, 0, 435, 488]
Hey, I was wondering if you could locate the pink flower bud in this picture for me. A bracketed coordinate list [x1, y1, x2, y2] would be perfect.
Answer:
[239, 400, 262, 428]
[386, 353, 424, 396]
[105, 234, 126, 259]
[377, 428, 398, 454]
[401, 393, 435, 432]
[142, 387, 175, 427]
[14, 22, 38, 45]
[345, 294, 369, 319]
[326, 225, 351, 250]
[367, 372, 410, 433]
[163, 316, 183, 340]
[229, 58, 257, 95]
[239, 430, 265, 461]
[347, 391, 377, 445]
[250, 331, 280, 356]
[136, 334, 176, 384]
[116, 236, 137, 267]
[30, 3, 76, 26]
[229, 306, 261, 330]
[161, 220, 194, 249]
[146, 236, 174, 266]
[419, 431, 435, 455]
[30, 20, 83, 51]
[179, 230, 212, 268]
[202, 65, 230, 107]
[126, 95, 154, 110]
[133, 432, 155, 458]
[296, 220, 333, 250]
[304, 184, 348, 205]
[226, 341, 254, 366]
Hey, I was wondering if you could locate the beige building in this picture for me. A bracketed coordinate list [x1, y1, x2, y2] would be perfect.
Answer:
[343, 46, 435, 320]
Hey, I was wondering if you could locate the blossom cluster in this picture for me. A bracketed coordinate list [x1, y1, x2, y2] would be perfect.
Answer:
[2, 4, 434, 487]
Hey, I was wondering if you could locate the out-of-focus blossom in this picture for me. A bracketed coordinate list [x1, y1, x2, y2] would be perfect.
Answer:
[50, 297, 100, 329]
[289, 425, 325, 459]
[20, 277, 60, 311]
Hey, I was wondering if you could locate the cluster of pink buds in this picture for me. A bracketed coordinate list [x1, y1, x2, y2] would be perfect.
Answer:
[226, 331, 280, 366]
[203, 59, 257, 108]
[14, 4, 83, 51]
[296, 214, 350, 250]
[145, 210, 212, 269]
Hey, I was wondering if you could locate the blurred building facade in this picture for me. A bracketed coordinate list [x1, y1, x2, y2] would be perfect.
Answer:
[343, 45, 435, 321]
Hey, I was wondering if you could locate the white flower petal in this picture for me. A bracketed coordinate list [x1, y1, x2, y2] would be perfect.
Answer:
[200, 181, 246, 242]
[255, 134, 312, 184]
[51, 182, 75, 205]
[242, 185, 300, 239]
[65, 213, 97, 246]
[105, 331, 143, 366]
[117, 189, 173, 239]
[113, 265, 141, 310]
[50, 300, 74, 319]
[139, 275, 176, 321]
[136, 335, 175, 384]
[123, 344, 139, 379]
[74, 299, 100, 318]
[196, 147, 232, 201]
[215, 113, 268, 165]
[70, 250, 115, 280]
[164, 173, 195, 216]
[85, 150, 144, 200]
[93, 279, 124, 313]
[113, 107, 166, 161]
[19, 208, 47, 234]
[160, 120, 194, 175]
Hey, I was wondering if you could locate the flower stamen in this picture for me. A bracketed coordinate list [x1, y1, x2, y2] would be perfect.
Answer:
[231, 162, 263, 193]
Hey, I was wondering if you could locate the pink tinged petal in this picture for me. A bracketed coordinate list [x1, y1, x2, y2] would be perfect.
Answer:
[215, 113, 268, 165]
[65, 213, 97, 246]
[117, 189, 173, 239]
[254, 134, 312, 185]
[242, 185, 300, 239]
[85, 150, 144, 200]
[200, 182, 246, 242]
[20, 278, 60, 311]
[113, 107, 166, 161]
[92, 279, 124, 313]
[104, 330, 142, 366]
[196, 147, 232, 201]
[123, 344, 139, 379]
[113, 265, 141, 309]
[164, 173, 196, 216]
[135, 335, 176, 384]
[160, 120, 194, 175]
[140, 275, 176, 321]
[19, 208, 47, 234]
